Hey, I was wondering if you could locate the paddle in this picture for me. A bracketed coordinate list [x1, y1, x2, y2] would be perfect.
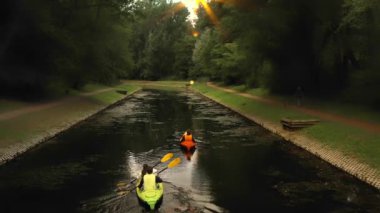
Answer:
[117, 157, 182, 198]
[116, 153, 174, 188]
[93, 156, 179, 208]
[156, 157, 181, 175]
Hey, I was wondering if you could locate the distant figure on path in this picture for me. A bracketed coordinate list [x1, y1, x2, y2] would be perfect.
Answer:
[295, 86, 304, 106]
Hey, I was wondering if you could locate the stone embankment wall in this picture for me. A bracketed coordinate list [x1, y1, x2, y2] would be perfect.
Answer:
[0, 90, 140, 166]
[194, 90, 380, 190]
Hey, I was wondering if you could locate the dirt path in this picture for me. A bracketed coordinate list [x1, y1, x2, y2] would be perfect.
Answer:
[0, 99, 69, 121]
[0, 88, 115, 122]
[207, 82, 380, 134]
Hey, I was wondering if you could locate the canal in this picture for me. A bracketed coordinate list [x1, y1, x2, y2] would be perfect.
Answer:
[0, 89, 379, 212]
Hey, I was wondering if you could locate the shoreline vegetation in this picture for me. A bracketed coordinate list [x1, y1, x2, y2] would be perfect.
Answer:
[189, 81, 380, 190]
[0, 82, 141, 165]
[1, 80, 379, 190]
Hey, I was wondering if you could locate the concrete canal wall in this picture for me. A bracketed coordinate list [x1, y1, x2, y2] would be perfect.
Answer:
[193, 89, 380, 190]
[0, 89, 141, 166]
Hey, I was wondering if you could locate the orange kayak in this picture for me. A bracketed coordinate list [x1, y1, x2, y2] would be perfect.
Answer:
[180, 141, 196, 151]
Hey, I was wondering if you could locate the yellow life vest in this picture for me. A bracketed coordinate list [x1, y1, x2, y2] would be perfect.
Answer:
[143, 174, 157, 191]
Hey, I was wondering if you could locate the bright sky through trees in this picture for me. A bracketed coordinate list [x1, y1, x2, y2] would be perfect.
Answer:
[169, 0, 199, 26]
[180, 0, 199, 26]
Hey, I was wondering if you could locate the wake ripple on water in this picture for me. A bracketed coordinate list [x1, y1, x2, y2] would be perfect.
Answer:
[79, 182, 227, 213]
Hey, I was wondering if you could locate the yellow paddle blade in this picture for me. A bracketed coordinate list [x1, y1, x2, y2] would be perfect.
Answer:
[161, 153, 174, 163]
[168, 157, 181, 168]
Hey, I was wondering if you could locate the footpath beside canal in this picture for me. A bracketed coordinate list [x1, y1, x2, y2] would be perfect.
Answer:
[0, 83, 141, 165]
[191, 82, 380, 190]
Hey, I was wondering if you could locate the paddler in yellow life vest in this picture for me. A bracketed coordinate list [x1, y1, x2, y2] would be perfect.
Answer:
[180, 129, 196, 143]
[137, 166, 163, 191]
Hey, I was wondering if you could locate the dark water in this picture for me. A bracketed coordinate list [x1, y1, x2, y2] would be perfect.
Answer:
[0, 89, 379, 213]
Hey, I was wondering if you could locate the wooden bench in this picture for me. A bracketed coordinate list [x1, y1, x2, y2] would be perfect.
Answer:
[281, 118, 320, 131]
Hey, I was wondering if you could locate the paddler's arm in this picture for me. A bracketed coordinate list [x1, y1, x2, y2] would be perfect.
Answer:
[156, 176, 163, 183]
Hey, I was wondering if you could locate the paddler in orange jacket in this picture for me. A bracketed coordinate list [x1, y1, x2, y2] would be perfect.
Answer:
[180, 129, 196, 143]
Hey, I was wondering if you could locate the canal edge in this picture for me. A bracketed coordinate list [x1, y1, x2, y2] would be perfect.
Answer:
[191, 88, 380, 191]
[0, 89, 142, 166]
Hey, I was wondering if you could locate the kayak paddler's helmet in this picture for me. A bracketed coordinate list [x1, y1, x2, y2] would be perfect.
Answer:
[143, 164, 149, 170]
[146, 166, 153, 174]
[142, 164, 149, 175]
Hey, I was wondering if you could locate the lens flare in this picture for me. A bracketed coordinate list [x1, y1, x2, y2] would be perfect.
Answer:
[181, 0, 199, 26]
[181, 0, 219, 27]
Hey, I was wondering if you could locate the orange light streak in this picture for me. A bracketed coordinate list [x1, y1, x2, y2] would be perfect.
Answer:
[199, 0, 219, 26]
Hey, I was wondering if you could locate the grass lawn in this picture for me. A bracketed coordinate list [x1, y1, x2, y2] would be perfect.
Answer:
[0, 98, 101, 147]
[87, 84, 140, 104]
[223, 84, 380, 124]
[192, 82, 380, 169]
[0, 82, 141, 148]
[0, 100, 28, 113]
[304, 122, 380, 168]
[79, 83, 110, 93]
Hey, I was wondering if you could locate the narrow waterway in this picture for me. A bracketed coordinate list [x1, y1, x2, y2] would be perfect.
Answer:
[0, 89, 379, 213]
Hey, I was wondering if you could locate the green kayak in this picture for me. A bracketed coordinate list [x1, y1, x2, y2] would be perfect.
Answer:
[136, 179, 164, 210]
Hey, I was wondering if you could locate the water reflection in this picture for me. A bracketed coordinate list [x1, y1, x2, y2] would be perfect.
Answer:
[181, 147, 196, 161]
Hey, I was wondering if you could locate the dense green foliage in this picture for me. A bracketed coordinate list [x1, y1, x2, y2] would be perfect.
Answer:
[1, 0, 379, 107]
[129, 0, 194, 80]
[1, 0, 134, 97]
[0, 0, 193, 98]
[191, 0, 380, 107]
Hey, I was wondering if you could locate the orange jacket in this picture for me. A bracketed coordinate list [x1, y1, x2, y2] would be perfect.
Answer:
[180, 132, 195, 143]
[184, 134, 193, 142]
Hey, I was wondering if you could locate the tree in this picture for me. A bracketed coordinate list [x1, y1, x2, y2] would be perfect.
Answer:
[130, 0, 192, 80]
[0, 0, 135, 98]
[173, 34, 196, 79]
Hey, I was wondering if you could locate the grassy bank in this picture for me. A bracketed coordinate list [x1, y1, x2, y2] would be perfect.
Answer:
[192, 82, 380, 170]
[0, 82, 141, 150]
[86, 83, 138, 104]
[227, 84, 380, 124]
